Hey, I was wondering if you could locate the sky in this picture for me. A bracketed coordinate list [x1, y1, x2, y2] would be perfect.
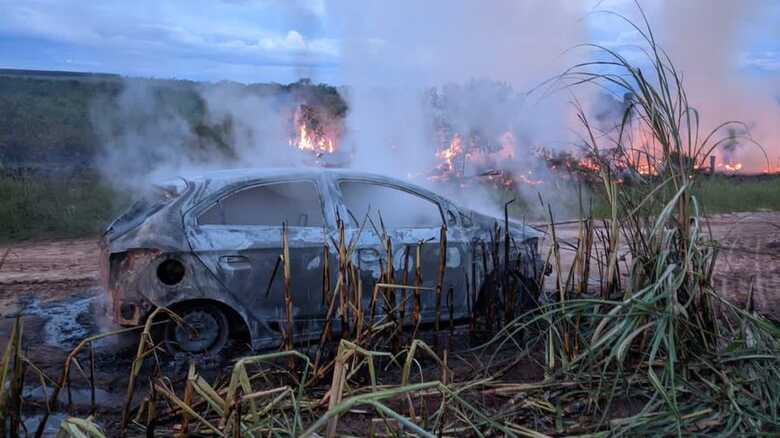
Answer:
[1, 0, 778, 85]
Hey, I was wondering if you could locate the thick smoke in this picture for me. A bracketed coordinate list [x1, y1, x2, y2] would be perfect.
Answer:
[659, 0, 780, 171]
[92, 79, 321, 189]
[198, 82, 297, 167]
[328, 0, 591, 218]
[94, 1, 779, 217]
[597, 0, 780, 171]
[91, 80, 227, 189]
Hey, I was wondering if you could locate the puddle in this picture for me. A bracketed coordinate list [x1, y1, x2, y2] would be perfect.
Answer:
[27, 296, 95, 346]
[4, 289, 103, 347]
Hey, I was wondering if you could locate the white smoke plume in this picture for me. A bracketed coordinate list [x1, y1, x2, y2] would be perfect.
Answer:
[594, 0, 780, 172]
[92, 1, 779, 218]
[91, 79, 224, 190]
[92, 79, 322, 190]
[327, 0, 592, 218]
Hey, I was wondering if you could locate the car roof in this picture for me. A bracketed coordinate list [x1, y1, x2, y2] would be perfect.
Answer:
[182, 167, 447, 203]
[185, 167, 381, 183]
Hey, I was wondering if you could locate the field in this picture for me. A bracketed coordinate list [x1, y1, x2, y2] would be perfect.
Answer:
[2, 170, 779, 244]
[0, 171, 126, 243]
[0, 70, 346, 168]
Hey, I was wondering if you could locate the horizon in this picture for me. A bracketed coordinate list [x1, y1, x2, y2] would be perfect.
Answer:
[1, 1, 778, 86]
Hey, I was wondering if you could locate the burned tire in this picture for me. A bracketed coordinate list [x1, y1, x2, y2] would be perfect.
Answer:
[164, 304, 229, 355]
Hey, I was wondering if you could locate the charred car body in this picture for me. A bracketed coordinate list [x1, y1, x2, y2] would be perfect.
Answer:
[100, 168, 543, 353]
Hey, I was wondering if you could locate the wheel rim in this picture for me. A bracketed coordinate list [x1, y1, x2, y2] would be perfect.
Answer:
[172, 310, 221, 353]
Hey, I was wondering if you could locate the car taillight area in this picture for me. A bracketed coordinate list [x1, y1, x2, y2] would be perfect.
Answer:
[100, 246, 161, 325]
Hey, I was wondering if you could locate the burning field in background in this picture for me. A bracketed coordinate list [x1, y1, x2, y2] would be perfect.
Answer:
[286, 84, 779, 198]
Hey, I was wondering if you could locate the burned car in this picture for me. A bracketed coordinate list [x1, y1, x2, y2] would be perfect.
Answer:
[100, 168, 543, 353]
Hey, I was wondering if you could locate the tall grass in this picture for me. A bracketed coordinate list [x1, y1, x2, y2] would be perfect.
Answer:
[582, 174, 780, 218]
[0, 170, 126, 242]
[519, 4, 780, 433]
[693, 174, 780, 213]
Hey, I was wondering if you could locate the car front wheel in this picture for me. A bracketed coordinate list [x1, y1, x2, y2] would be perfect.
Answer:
[165, 304, 229, 354]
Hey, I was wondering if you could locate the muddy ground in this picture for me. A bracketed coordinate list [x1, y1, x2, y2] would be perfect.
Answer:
[546, 211, 780, 318]
[0, 212, 778, 435]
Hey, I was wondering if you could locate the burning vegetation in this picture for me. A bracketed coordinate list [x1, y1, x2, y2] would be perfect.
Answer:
[289, 105, 337, 156]
[285, 86, 771, 199]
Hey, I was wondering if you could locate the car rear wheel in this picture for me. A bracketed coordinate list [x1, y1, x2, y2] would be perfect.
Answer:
[165, 304, 229, 354]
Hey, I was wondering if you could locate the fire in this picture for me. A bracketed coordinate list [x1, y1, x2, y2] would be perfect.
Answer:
[497, 131, 516, 160]
[290, 122, 335, 154]
[716, 161, 744, 172]
[636, 161, 655, 176]
[577, 158, 601, 172]
[435, 133, 463, 172]
[429, 131, 545, 187]
[289, 105, 337, 156]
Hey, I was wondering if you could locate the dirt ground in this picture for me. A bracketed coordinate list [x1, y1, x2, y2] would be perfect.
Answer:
[0, 212, 778, 434]
[543, 211, 780, 320]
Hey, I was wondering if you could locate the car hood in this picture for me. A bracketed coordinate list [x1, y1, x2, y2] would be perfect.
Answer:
[467, 210, 543, 241]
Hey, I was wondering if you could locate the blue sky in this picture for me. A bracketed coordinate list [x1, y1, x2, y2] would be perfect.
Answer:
[0, 0, 778, 85]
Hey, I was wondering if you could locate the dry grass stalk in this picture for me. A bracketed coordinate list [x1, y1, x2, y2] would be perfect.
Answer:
[336, 218, 350, 338]
[312, 277, 343, 381]
[399, 245, 411, 342]
[89, 342, 96, 416]
[281, 222, 295, 371]
[56, 416, 107, 437]
[412, 241, 423, 339]
[325, 347, 347, 437]
[119, 307, 182, 435]
[145, 376, 158, 434]
[321, 241, 331, 307]
[177, 362, 195, 437]
[154, 381, 224, 436]
[352, 262, 366, 341]
[435, 224, 447, 332]
[0, 316, 22, 436]
[382, 235, 400, 351]
[503, 200, 515, 324]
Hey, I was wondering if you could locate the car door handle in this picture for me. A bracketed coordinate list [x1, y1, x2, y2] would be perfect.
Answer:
[219, 255, 251, 266]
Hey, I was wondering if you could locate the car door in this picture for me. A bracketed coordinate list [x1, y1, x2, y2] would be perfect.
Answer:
[335, 179, 469, 324]
[185, 178, 330, 339]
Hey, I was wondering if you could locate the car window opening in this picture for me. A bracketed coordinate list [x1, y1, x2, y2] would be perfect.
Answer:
[200, 181, 324, 227]
[339, 181, 443, 228]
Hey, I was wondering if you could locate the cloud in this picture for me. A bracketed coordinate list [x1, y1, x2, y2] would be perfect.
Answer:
[0, 0, 777, 86]
[741, 51, 780, 72]
[0, 0, 337, 82]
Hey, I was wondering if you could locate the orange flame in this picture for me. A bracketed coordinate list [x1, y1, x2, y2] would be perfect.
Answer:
[289, 106, 337, 155]
[578, 158, 601, 172]
[717, 161, 743, 172]
[430, 131, 546, 187]
[435, 133, 463, 172]
[290, 122, 335, 154]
